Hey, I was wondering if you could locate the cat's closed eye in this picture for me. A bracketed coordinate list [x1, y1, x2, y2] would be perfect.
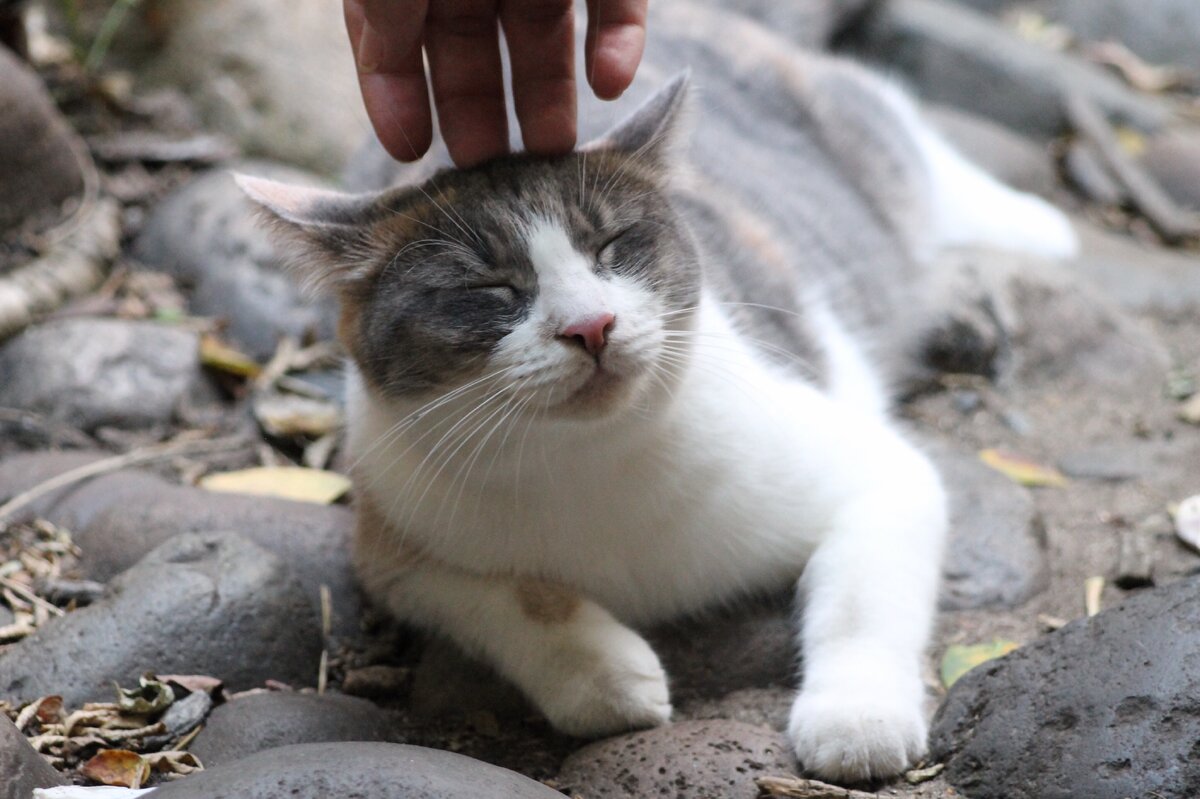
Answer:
[468, 283, 520, 302]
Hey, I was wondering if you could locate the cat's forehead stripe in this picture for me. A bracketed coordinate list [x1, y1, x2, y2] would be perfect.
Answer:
[525, 216, 591, 282]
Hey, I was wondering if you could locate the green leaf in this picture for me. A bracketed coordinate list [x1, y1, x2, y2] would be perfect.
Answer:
[940, 640, 1019, 689]
[116, 675, 174, 715]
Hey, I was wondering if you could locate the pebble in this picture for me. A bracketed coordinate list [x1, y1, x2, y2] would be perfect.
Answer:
[556, 720, 795, 799]
[150, 742, 564, 798]
[930, 574, 1200, 799]
[932, 446, 1048, 610]
[0, 451, 360, 640]
[133, 163, 336, 361]
[0, 318, 213, 432]
[1, 714, 66, 799]
[0, 532, 322, 706]
[1057, 442, 1162, 482]
[189, 692, 396, 768]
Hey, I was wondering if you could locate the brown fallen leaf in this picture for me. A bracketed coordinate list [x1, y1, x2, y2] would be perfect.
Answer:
[81, 749, 151, 788]
[199, 466, 351, 504]
[979, 449, 1068, 487]
[158, 674, 223, 696]
[756, 775, 876, 798]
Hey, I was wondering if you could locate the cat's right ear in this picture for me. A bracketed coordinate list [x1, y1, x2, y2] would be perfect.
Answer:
[235, 173, 381, 294]
[583, 72, 692, 170]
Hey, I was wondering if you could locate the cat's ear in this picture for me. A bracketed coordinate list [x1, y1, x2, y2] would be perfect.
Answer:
[584, 71, 691, 168]
[235, 173, 381, 294]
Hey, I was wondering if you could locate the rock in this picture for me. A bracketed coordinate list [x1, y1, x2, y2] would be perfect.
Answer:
[927, 105, 1059, 196]
[189, 692, 396, 768]
[1065, 141, 1123, 206]
[557, 720, 795, 798]
[0, 318, 213, 431]
[137, 0, 369, 173]
[0, 532, 322, 706]
[0, 714, 66, 799]
[0, 44, 84, 239]
[1142, 130, 1200, 212]
[1057, 441, 1165, 482]
[150, 742, 563, 798]
[409, 638, 531, 720]
[927, 248, 1172, 392]
[1070, 221, 1200, 315]
[675, 687, 793, 731]
[845, 0, 1171, 138]
[1034, 0, 1200, 76]
[341, 665, 411, 701]
[0, 451, 360, 639]
[933, 447, 1048, 610]
[930, 575, 1200, 799]
[134, 163, 335, 360]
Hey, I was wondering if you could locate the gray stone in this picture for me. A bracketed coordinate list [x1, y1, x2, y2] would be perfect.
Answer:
[1035, 0, 1200, 76]
[927, 105, 1059, 196]
[151, 742, 564, 798]
[1057, 441, 1165, 482]
[933, 447, 1048, 610]
[1142, 130, 1200, 212]
[557, 720, 795, 798]
[930, 575, 1200, 799]
[0, 714, 65, 799]
[846, 0, 1171, 138]
[0, 318, 212, 431]
[1065, 141, 1123, 206]
[137, 0, 369, 173]
[134, 163, 335, 360]
[1069, 221, 1200, 315]
[0, 532, 322, 706]
[190, 692, 396, 768]
[0, 451, 360, 639]
[683, 0, 874, 49]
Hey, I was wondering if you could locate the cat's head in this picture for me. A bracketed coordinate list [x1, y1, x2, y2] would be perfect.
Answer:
[239, 75, 699, 421]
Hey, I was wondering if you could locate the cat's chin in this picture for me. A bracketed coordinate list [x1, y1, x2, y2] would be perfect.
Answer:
[550, 367, 643, 420]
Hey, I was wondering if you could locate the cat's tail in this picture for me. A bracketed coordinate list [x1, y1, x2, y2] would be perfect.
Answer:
[799, 57, 1078, 263]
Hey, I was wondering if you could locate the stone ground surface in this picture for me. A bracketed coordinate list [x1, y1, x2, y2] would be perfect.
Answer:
[2, 0, 1200, 797]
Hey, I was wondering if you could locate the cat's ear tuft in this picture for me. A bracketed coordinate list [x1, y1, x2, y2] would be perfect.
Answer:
[585, 71, 692, 168]
[235, 173, 379, 295]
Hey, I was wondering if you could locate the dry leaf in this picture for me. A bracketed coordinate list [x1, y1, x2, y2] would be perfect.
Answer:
[1175, 495, 1200, 551]
[199, 466, 351, 504]
[940, 640, 1019, 689]
[158, 674, 223, 696]
[1179, 393, 1200, 426]
[979, 449, 1068, 487]
[200, 334, 261, 378]
[117, 677, 175, 715]
[81, 750, 151, 788]
[254, 393, 341, 438]
[905, 763, 945, 784]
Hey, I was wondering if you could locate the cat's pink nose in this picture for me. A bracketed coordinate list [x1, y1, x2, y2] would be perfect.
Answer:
[559, 312, 616, 356]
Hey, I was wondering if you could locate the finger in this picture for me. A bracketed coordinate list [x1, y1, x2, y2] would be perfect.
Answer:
[583, 0, 647, 100]
[345, 0, 433, 162]
[425, 0, 509, 167]
[500, 0, 576, 155]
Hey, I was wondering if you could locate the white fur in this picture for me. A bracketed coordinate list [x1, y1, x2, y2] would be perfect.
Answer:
[349, 218, 947, 781]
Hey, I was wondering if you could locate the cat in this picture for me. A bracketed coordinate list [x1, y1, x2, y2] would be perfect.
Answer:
[238, 4, 1076, 782]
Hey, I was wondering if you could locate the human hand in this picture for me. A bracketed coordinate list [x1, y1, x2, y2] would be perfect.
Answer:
[344, 0, 649, 167]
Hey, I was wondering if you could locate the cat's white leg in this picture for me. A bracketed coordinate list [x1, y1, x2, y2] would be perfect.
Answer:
[354, 516, 670, 736]
[788, 428, 946, 782]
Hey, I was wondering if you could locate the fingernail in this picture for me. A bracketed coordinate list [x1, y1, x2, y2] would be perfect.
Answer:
[357, 20, 383, 72]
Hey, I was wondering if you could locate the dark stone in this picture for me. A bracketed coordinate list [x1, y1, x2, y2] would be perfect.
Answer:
[189, 692, 396, 767]
[930, 575, 1200, 799]
[133, 162, 336, 360]
[845, 0, 1171, 138]
[0, 714, 65, 799]
[1065, 141, 1123, 206]
[150, 742, 564, 798]
[927, 105, 1058, 197]
[0, 532, 322, 706]
[0, 451, 360, 639]
[0, 319, 213, 432]
[557, 720, 795, 798]
[933, 447, 1048, 610]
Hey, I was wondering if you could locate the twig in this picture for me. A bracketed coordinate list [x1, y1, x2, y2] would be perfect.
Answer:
[1066, 93, 1200, 243]
[755, 776, 878, 798]
[0, 575, 64, 617]
[0, 435, 243, 522]
[1085, 575, 1105, 617]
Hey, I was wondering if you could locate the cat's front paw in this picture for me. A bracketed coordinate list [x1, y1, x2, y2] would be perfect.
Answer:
[788, 687, 927, 783]
[536, 626, 672, 738]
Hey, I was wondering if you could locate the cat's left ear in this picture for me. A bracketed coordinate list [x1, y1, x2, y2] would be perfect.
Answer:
[583, 71, 692, 169]
[235, 174, 382, 294]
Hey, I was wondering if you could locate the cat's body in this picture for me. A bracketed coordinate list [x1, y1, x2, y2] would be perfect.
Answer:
[242, 1, 1076, 782]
